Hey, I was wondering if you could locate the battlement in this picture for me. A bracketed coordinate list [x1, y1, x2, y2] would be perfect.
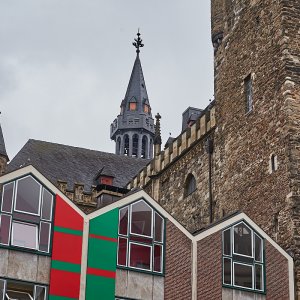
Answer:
[127, 103, 216, 190]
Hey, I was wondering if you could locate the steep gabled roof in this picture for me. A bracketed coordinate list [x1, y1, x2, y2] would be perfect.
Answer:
[7, 139, 149, 191]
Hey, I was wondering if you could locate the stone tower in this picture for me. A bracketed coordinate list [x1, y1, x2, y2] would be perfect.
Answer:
[211, 0, 300, 296]
[0, 123, 9, 175]
[110, 32, 155, 159]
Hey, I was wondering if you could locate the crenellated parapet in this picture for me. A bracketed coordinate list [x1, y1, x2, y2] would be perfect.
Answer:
[127, 102, 216, 190]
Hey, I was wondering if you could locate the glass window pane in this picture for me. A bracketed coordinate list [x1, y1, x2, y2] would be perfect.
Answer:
[119, 207, 128, 235]
[15, 176, 41, 215]
[39, 222, 51, 252]
[223, 229, 231, 255]
[41, 189, 53, 221]
[34, 285, 46, 300]
[154, 213, 163, 243]
[130, 235, 152, 244]
[255, 264, 263, 291]
[1, 182, 14, 213]
[153, 244, 162, 273]
[234, 263, 253, 289]
[223, 257, 231, 285]
[129, 243, 151, 271]
[255, 233, 263, 262]
[233, 223, 252, 257]
[0, 214, 11, 245]
[131, 201, 152, 237]
[6, 280, 34, 300]
[12, 222, 38, 249]
[117, 237, 127, 266]
[0, 279, 5, 300]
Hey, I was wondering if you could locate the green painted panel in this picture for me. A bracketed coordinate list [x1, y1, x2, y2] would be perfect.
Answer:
[86, 274, 115, 300]
[86, 209, 119, 300]
[87, 238, 118, 271]
[51, 260, 81, 273]
[54, 226, 83, 236]
[49, 296, 78, 300]
[89, 209, 119, 238]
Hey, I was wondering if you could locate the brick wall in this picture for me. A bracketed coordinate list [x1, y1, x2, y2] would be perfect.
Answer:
[197, 231, 222, 300]
[265, 240, 290, 300]
[164, 220, 192, 300]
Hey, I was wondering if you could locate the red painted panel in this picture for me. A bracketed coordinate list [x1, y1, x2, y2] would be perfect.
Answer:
[52, 231, 82, 264]
[89, 233, 117, 243]
[49, 269, 80, 298]
[87, 267, 116, 279]
[54, 195, 83, 231]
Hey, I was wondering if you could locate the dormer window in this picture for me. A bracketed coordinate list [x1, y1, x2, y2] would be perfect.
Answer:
[144, 104, 150, 114]
[129, 97, 137, 111]
[0, 175, 54, 253]
[99, 175, 114, 186]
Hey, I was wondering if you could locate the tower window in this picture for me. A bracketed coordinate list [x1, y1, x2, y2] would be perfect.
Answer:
[184, 174, 196, 197]
[245, 74, 253, 113]
[129, 103, 137, 111]
[144, 104, 150, 113]
[269, 154, 278, 173]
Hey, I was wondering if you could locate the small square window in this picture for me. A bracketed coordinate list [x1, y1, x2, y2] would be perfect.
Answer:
[129, 242, 152, 271]
[12, 222, 38, 250]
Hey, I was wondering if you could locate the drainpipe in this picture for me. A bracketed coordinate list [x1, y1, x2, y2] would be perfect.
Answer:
[205, 137, 214, 223]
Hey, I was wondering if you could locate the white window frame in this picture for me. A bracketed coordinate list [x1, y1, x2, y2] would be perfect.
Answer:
[254, 233, 263, 262]
[34, 285, 47, 300]
[117, 236, 128, 267]
[222, 228, 232, 256]
[14, 176, 42, 216]
[41, 188, 53, 221]
[1, 182, 15, 214]
[154, 212, 164, 243]
[232, 222, 253, 258]
[128, 241, 153, 272]
[254, 263, 264, 292]
[222, 257, 232, 285]
[129, 200, 153, 239]
[118, 206, 129, 236]
[0, 214, 12, 246]
[38, 221, 51, 253]
[11, 221, 39, 250]
[0, 279, 6, 300]
[233, 261, 254, 290]
[152, 243, 164, 274]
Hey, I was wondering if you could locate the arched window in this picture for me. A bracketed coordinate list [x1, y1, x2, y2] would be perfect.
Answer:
[117, 200, 164, 274]
[184, 174, 196, 197]
[124, 135, 129, 156]
[223, 221, 264, 292]
[270, 154, 277, 173]
[116, 137, 121, 155]
[0, 175, 54, 253]
[132, 134, 139, 157]
[142, 136, 148, 158]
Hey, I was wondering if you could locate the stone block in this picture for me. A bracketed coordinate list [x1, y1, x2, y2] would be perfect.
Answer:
[0, 249, 9, 276]
[115, 269, 128, 298]
[37, 256, 51, 284]
[127, 271, 153, 300]
[222, 288, 233, 300]
[153, 276, 164, 300]
[7, 250, 38, 282]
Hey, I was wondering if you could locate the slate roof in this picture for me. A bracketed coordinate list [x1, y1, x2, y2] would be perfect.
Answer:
[7, 139, 150, 191]
[0, 124, 8, 160]
[122, 54, 151, 113]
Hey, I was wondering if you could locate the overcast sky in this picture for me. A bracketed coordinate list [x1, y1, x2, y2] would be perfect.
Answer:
[0, 0, 213, 159]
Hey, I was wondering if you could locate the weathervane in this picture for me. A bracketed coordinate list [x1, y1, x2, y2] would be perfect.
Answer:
[132, 29, 144, 54]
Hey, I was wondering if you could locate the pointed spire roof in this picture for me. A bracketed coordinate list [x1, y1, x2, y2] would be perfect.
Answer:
[120, 31, 152, 116]
[0, 123, 9, 160]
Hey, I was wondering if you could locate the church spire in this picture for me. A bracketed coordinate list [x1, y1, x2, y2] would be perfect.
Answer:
[110, 31, 155, 159]
[0, 115, 9, 175]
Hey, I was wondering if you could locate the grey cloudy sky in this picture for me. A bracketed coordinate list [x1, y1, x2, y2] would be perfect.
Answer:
[0, 0, 213, 159]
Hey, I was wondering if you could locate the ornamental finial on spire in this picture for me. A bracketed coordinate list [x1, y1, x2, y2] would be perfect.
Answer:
[132, 29, 144, 54]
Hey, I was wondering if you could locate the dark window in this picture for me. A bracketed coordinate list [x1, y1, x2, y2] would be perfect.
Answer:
[184, 174, 196, 197]
[0, 175, 54, 253]
[124, 135, 129, 156]
[117, 200, 164, 274]
[132, 134, 139, 157]
[222, 221, 264, 292]
[245, 74, 253, 113]
[0, 278, 47, 300]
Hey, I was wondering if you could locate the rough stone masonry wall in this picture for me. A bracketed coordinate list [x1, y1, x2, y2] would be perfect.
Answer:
[212, 0, 299, 296]
[164, 221, 192, 300]
[158, 132, 214, 233]
[213, 0, 292, 251]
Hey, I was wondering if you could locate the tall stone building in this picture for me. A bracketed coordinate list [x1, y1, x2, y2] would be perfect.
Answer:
[110, 32, 155, 159]
[0, 124, 9, 176]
